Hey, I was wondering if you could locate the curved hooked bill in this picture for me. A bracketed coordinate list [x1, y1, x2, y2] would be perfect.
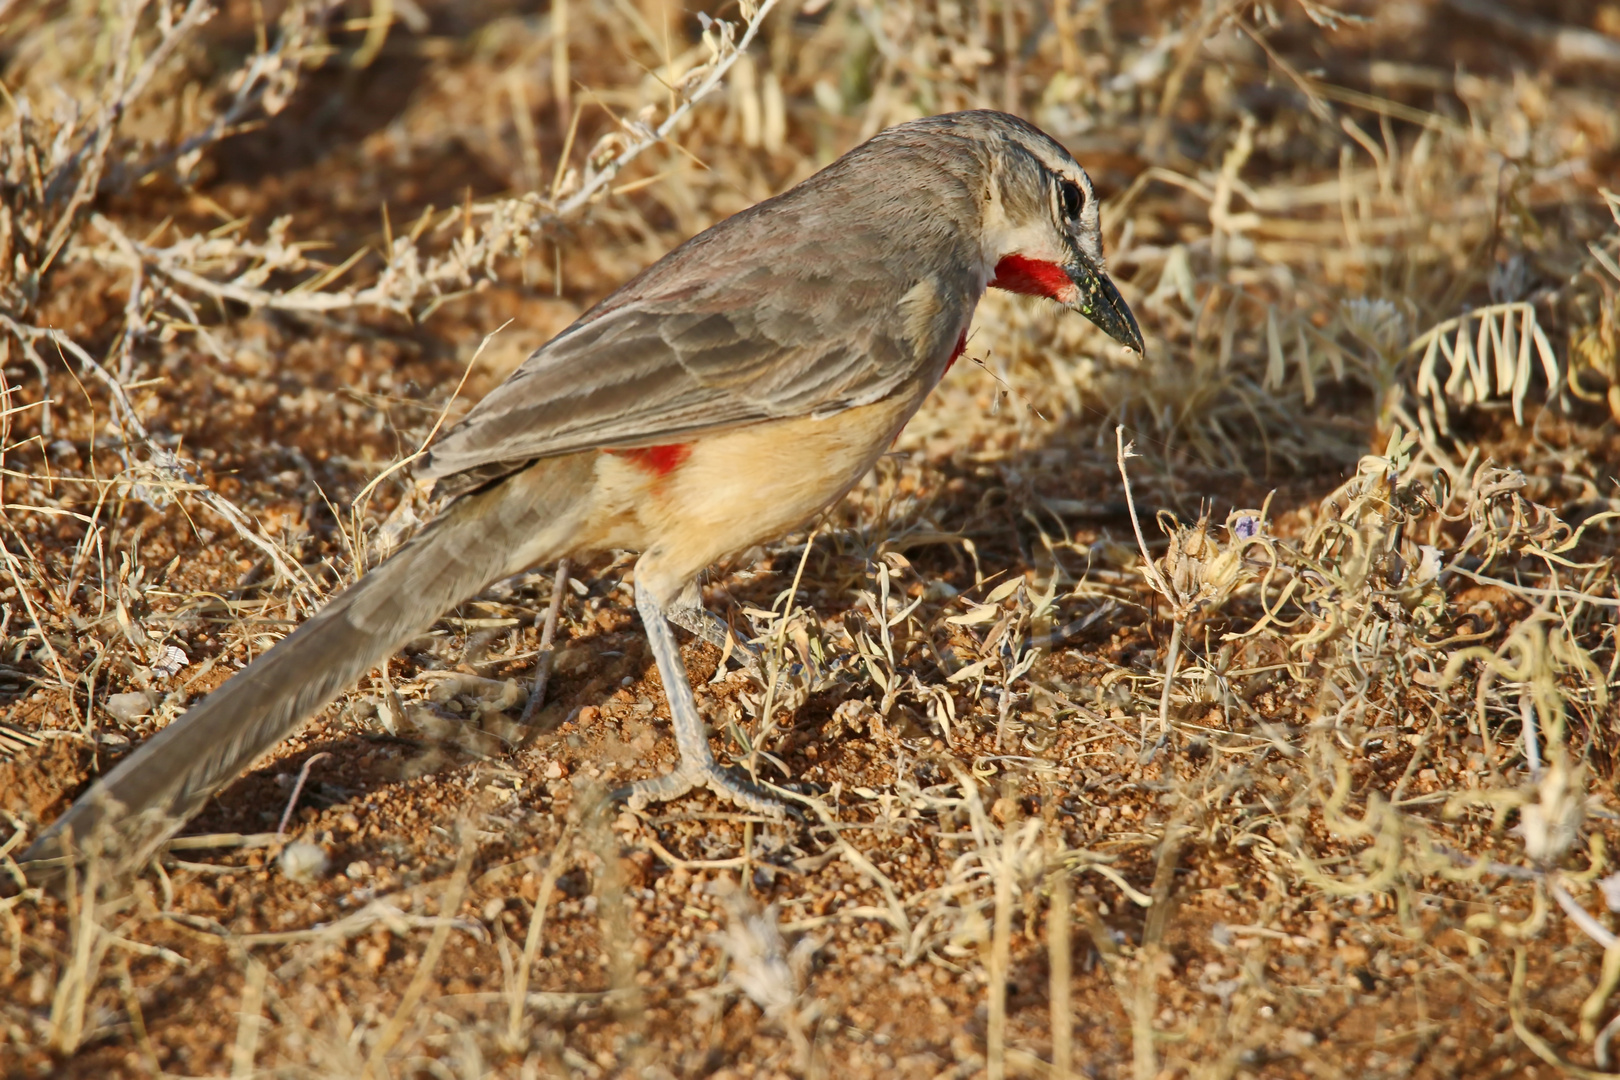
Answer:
[991, 253, 1145, 359]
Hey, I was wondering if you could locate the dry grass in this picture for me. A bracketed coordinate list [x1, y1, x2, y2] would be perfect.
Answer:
[3, 0, 1620, 1076]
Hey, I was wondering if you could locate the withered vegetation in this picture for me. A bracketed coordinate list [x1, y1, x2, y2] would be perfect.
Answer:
[3, 0, 1620, 1076]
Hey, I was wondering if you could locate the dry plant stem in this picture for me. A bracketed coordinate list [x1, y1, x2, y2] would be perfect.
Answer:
[1077, 896, 1158, 1080]
[119, 4, 321, 191]
[1113, 428, 1170, 598]
[1520, 693, 1543, 779]
[508, 825, 574, 1044]
[37, 0, 215, 277]
[551, 0, 782, 217]
[552, 0, 572, 136]
[747, 528, 819, 784]
[114, 960, 161, 1074]
[346, 319, 507, 541]
[788, 790, 912, 947]
[1509, 948, 1620, 1080]
[1114, 426, 1177, 747]
[350, 0, 394, 69]
[1449, 565, 1620, 609]
[364, 838, 475, 1077]
[0, 543, 80, 722]
[1143, 0, 1244, 160]
[1130, 957, 1160, 1080]
[164, 901, 484, 948]
[1142, 826, 1187, 953]
[1551, 879, 1618, 950]
[641, 832, 748, 871]
[518, 559, 572, 731]
[1048, 864, 1073, 1080]
[587, 801, 642, 1027]
[0, 314, 317, 605]
[229, 956, 268, 1078]
[1154, 618, 1182, 747]
[48, 833, 90, 1055]
[94, 0, 782, 325]
[1600, 1012, 1620, 1072]
[275, 752, 331, 835]
[986, 791, 1015, 1080]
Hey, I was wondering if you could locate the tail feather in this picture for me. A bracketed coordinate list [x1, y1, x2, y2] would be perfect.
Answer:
[23, 454, 596, 872]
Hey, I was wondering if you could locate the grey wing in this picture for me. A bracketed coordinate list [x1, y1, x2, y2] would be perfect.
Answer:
[419, 272, 916, 486]
[419, 124, 994, 490]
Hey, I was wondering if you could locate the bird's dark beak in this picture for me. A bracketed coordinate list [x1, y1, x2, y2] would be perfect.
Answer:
[1065, 257, 1144, 357]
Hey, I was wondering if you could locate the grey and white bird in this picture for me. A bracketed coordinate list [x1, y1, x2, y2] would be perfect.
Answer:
[24, 109, 1143, 872]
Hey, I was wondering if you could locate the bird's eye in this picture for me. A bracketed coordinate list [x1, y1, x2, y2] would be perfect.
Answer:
[1060, 180, 1085, 221]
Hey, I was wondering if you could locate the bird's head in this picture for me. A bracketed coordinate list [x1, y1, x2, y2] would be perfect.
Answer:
[926, 111, 1145, 357]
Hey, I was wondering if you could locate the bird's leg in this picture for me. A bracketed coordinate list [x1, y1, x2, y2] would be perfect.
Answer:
[624, 576, 786, 815]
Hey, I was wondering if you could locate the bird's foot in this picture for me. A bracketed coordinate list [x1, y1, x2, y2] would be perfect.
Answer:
[616, 760, 792, 818]
[665, 600, 769, 677]
[665, 590, 807, 684]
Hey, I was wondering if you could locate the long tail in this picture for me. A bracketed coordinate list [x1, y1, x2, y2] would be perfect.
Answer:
[24, 453, 597, 873]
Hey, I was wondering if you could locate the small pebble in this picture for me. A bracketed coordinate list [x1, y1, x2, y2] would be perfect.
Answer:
[279, 842, 330, 883]
[105, 691, 158, 723]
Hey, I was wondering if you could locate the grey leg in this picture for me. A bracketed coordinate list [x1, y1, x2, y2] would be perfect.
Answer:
[623, 577, 786, 815]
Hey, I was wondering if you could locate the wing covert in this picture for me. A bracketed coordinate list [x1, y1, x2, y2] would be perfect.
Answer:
[421, 275, 920, 485]
[420, 144, 986, 489]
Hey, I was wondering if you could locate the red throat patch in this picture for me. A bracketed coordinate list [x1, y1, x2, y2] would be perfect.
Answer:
[990, 255, 1074, 301]
[610, 443, 691, 476]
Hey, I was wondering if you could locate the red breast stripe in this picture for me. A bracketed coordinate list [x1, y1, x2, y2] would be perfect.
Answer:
[610, 444, 691, 476]
[991, 254, 1072, 301]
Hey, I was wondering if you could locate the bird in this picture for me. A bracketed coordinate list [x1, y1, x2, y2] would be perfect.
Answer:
[23, 109, 1143, 872]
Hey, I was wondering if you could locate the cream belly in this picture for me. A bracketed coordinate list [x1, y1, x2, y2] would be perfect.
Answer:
[573, 379, 931, 604]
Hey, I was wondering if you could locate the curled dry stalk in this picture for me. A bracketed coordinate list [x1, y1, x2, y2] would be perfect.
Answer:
[0, 314, 321, 609]
[1114, 425, 1259, 750]
[1, 0, 332, 320]
[71, 0, 782, 326]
